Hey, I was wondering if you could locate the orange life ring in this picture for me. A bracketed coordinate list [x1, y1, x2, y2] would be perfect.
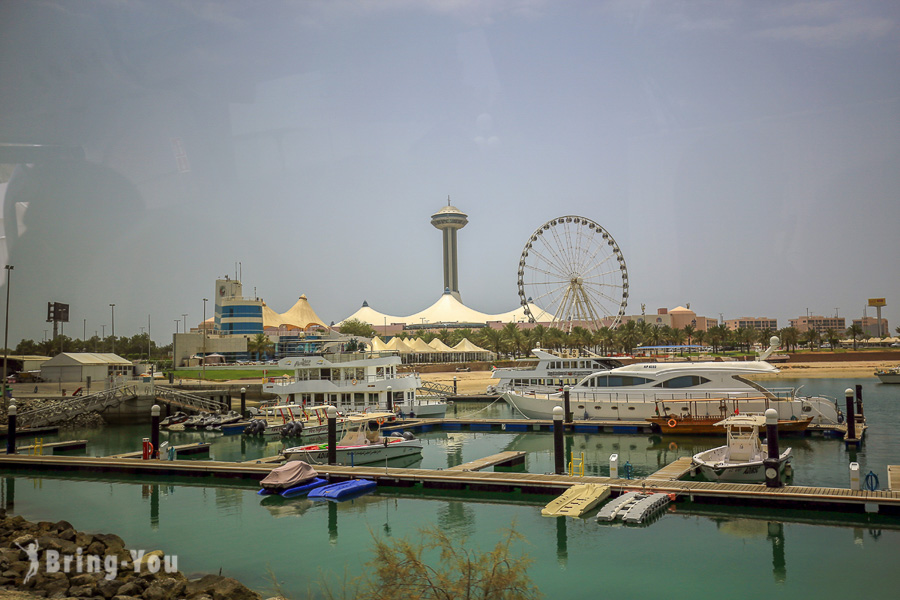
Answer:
[377, 417, 384, 424]
[352, 379, 358, 385]
[669, 442, 678, 451]
[667, 418, 677, 428]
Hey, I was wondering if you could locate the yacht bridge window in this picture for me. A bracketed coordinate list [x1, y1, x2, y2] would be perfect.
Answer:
[586, 375, 652, 387]
[654, 375, 711, 388]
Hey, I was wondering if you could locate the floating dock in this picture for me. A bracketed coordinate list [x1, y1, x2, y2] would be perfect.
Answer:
[1, 440, 88, 455]
[542, 483, 610, 517]
[2, 453, 898, 516]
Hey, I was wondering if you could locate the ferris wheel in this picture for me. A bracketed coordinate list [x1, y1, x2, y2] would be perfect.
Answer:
[517, 215, 628, 331]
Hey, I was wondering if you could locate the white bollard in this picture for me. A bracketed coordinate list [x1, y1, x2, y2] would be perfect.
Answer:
[849, 462, 860, 491]
[610, 453, 619, 479]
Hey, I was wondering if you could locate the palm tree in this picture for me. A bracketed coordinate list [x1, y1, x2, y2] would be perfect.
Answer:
[500, 323, 521, 358]
[778, 327, 800, 352]
[480, 328, 504, 357]
[247, 333, 273, 361]
[544, 328, 566, 353]
[682, 324, 696, 347]
[846, 324, 864, 350]
[802, 329, 821, 350]
[823, 328, 840, 350]
[529, 324, 547, 350]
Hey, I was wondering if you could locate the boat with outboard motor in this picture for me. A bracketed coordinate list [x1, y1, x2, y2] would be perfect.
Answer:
[502, 337, 842, 426]
[257, 461, 327, 497]
[691, 414, 792, 483]
[488, 348, 624, 394]
[263, 350, 448, 418]
[282, 415, 422, 466]
[875, 366, 900, 384]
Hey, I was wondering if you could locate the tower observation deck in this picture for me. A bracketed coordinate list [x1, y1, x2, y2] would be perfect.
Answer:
[431, 199, 468, 301]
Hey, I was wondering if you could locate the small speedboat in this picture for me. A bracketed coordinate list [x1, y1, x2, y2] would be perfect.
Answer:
[691, 415, 792, 483]
[160, 411, 189, 428]
[283, 417, 422, 466]
[258, 461, 326, 497]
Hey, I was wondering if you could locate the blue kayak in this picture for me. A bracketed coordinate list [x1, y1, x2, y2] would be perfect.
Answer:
[281, 477, 327, 498]
[308, 479, 377, 500]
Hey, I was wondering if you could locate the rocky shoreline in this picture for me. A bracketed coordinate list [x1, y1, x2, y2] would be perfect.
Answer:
[0, 510, 265, 600]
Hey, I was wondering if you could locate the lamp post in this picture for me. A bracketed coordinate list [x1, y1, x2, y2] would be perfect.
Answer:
[174, 319, 180, 334]
[2, 265, 13, 410]
[202, 298, 208, 382]
[110, 303, 116, 354]
[182, 313, 188, 334]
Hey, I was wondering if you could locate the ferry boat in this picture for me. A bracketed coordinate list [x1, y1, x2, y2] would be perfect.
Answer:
[875, 366, 900, 384]
[691, 415, 792, 483]
[488, 349, 625, 394]
[263, 351, 447, 418]
[502, 338, 842, 425]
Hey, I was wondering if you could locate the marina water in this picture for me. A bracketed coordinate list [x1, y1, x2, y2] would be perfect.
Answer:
[3, 377, 898, 598]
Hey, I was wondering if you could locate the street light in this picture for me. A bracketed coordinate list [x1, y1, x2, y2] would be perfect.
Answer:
[202, 298, 208, 382]
[110, 304, 116, 354]
[2, 265, 13, 409]
[182, 313, 188, 333]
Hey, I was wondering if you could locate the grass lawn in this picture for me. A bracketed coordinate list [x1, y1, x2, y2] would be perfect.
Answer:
[171, 369, 292, 381]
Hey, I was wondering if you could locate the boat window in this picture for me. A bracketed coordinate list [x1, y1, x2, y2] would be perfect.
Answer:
[590, 375, 652, 387]
[655, 375, 710, 388]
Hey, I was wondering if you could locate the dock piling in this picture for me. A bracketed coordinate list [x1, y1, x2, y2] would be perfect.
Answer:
[553, 406, 564, 475]
[610, 453, 619, 479]
[6, 404, 15, 455]
[844, 388, 856, 441]
[240, 387, 247, 418]
[765, 408, 782, 488]
[327, 405, 337, 465]
[386, 386, 393, 412]
[563, 385, 572, 423]
[151, 404, 160, 459]
[855, 384, 864, 419]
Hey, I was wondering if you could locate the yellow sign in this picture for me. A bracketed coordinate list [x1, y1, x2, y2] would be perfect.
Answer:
[868, 298, 886, 307]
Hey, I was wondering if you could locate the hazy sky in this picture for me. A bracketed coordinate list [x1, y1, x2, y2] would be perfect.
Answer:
[1, 0, 898, 344]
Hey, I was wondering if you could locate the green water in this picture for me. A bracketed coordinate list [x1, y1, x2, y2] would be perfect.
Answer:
[4, 377, 899, 598]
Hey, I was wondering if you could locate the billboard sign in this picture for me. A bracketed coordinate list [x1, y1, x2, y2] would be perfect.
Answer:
[868, 298, 886, 307]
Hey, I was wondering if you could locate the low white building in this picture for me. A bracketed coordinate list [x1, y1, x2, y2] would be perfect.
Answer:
[40, 353, 133, 383]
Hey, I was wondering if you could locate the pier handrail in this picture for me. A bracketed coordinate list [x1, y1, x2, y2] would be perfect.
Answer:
[17, 384, 142, 428]
[418, 380, 455, 396]
[152, 386, 224, 412]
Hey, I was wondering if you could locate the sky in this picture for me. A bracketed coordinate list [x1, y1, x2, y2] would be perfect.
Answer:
[0, 0, 898, 345]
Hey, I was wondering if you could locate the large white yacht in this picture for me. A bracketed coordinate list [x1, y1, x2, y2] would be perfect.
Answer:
[502, 338, 842, 425]
[488, 349, 625, 394]
[263, 350, 447, 418]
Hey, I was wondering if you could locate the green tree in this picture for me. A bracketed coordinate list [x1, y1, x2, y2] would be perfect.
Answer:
[846, 323, 864, 350]
[802, 328, 821, 350]
[778, 327, 800, 352]
[682, 324, 696, 347]
[339, 318, 377, 338]
[247, 333, 273, 360]
[823, 328, 840, 350]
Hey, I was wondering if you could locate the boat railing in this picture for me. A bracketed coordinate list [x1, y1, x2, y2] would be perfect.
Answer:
[520, 389, 797, 404]
[263, 373, 420, 388]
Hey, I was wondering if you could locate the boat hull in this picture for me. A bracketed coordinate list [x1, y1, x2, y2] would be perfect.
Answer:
[648, 415, 812, 435]
[876, 372, 900, 384]
[503, 391, 839, 425]
[692, 448, 792, 483]
[283, 438, 423, 466]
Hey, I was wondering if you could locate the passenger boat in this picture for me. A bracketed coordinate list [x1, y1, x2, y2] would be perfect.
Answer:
[647, 401, 813, 435]
[502, 338, 842, 426]
[488, 349, 624, 394]
[691, 415, 792, 483]
[282, 417, 422, 466]
[263, 350, 447, 418]
[244, 404, 397, 438]
[875, 366, 900, 384]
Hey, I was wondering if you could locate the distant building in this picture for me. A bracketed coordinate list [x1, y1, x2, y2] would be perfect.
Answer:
[852, 316, 889, 337]
[621, 306, 716, 331]
[40, 353, 133, 383]
[725, 317, 778, 331]
[214, 277, 263, 335]
[789, 315, 846, 334]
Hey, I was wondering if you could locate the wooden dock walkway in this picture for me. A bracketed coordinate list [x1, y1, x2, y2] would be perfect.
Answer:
[888, 465, 899, 491]
[448, 451, 525, 471]
[1, 453, 898, 516]
[647, 456, 695, 481]
[109, 442, 211, 459]
[1, 440, 88, 455]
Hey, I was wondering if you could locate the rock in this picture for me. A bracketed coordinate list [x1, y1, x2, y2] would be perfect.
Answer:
[87, 540, 107, 556]
[142, 576, 186, 600]
[97, 576, 128, 598]
[74, 531, 94, 548]
[68, 583, 96, 597]
[185, 574, 261, 600]
[69, 572, 103, 587]
[37, 534, 77, 555]
[32, 571, 69, 596]
[112, 596, 144, 600]
[51, 520, 74, 534]
[94, 533, 126, 553]
[117, 579, 148, 597]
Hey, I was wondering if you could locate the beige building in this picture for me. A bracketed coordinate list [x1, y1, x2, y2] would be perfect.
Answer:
[40, 353, 133, 383]
[725, 317, 778, 331]
[789, 315, 846, 334]
[852, 316, 889, 337]
[623, 306, 716, 331]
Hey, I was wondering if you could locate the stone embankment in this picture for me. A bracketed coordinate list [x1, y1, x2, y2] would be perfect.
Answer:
[0, 511, 263, 600]
[13, 398, 105, 430]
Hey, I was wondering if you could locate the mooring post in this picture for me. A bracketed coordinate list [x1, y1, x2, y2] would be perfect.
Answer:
[844, 388, 856, 441]
[553, 406, 565, 475]
[855, 384, 864, 419]
[240, 387, 247, 418]
[453, 376, 457, 395]
[609, 453, 619, 479]
[6, 404, 16, 455]
[563, 385, 572, 423]
[386, 385, 393, 412]
[327, 405, 337, 465]
[150, 404, 160, 459]
[764, 408, 782, 488]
